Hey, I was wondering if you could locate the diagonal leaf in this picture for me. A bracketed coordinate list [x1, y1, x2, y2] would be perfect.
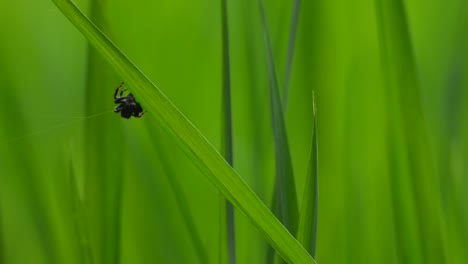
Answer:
[51, 0, 316, 263]
[297, 93, 318, 258]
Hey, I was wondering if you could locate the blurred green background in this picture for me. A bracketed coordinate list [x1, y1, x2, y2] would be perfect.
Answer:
[0, 0, 467, 263]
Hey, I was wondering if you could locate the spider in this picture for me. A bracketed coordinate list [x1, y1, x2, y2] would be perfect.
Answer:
[114, 82, 145, 119]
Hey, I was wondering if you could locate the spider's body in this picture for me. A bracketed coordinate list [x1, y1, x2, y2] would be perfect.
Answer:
[114, 82, 145, 119]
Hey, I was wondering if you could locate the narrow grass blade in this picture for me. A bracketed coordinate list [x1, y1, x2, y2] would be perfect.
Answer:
[439, 4, 468, 262]
[83, 1, 122, 263]
[220, 0, 236, 263]
[259, 2, 299, 262]
[264, 195, 279, 264]
[68, 159, 94, 264]
[258, 0, 299, 234]
[282, 0, 301, 110]
[273, 13, 302, 245]
[375, 0, 446, 263]
[219, 196, 229, 264]
[147, 128, 210, 264]
[0, 78, 57, 264]
[50, 0, 316, 263]
[0, 205, 4, 264]
[165, 168, 211, 264]
[297, 94, 318, 257]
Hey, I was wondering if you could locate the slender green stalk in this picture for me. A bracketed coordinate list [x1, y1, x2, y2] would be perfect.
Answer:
[0, 78, 57, 264]
[68, 160, 94, 264]
[220, 0, 236, 263]
[375, 0, 446, 263]
[165, 167, 211, 264]
[282, 0, 301, 110]
[264, 195, 279, 264]
[148, 131, 210, 264]
[297, 94, 318, 257]
[264, 2, 302, 262]
[258, 0, 298, 234]
[259, 2, 299, 262]
[83, 0, 122, 263]
[0, 204, 4, 264]
[375, 1, 421, 260]
[219, 200, 228, 264]
[51, 0, 316, 263]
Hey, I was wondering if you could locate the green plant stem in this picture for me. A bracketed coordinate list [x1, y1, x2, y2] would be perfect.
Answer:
[0, 204, 4, 264]
[51, 0, 316, 263]
[221, 0, 236, 263]
[282, 0, 301, 110]
[150, 134, 210, 264]
[297, 94, 318, 258]
[258, 0, 298, 233]
[375, 0, 446, 263]
[83, 1, 122, 263]
[68, 160, 94, 264]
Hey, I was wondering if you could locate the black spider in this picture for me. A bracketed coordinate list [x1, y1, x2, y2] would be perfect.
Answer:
[114, 82, 145, 119]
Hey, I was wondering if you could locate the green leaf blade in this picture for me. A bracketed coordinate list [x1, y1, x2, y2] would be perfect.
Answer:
[68, 160, 94, 264]
[82, 1, 123, 263]
[220, 0, 236, 263]
[258, 0, 299, 234]
[297, 94, 318, 258]
[51, 0, 316, 263]
[375, 0, 447, 263]
[282, 0, 301, 110]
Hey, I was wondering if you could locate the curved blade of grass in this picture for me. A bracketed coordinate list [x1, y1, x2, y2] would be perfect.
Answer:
[68, 159, 94, 264]
[0, 205, 4, 264]
[259, 1, 299, 262]
[264, 195, 279, 264]
[220, 0, 236, 263]
[260, 1, 303, 252]
[375, 0, 446, 263]
[374, 2, 421, 262]
[51, 0, 316, 263]
[162, 159, 211, 264]
[82, 1, 123, 263]
[0, 77, 57, 263]
[146, 126, 210, 264]
[297, 93, 318, 258]
[282, 0, 301, 110]
[258, 0, 299, 233]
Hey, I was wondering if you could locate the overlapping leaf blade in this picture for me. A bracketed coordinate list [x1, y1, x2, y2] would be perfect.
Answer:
[51, 0, 316, 263]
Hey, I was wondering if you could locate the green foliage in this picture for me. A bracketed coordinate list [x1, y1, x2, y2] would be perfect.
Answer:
[220, 0, 236, 263]
[0, 0, 467, 263]
[297, 94, 318, 258]
[50, 0, 316, 263]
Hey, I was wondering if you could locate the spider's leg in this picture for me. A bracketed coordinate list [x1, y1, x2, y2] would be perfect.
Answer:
[119, 88, 128, 97]
[114, 97, 126, 104]
[114, 82, 125, 98]
[131, 104, 144, 117]
[137, 111, 147, 118]
[133, 104, 146, 117]
[114, 104, 124, 113]
[132, 111, 144, 117]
